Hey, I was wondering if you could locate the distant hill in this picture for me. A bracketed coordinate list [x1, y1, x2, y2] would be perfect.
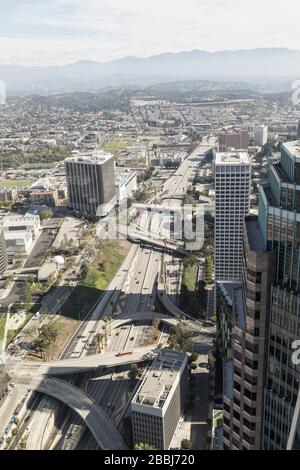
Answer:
[0, 48, 300, 95]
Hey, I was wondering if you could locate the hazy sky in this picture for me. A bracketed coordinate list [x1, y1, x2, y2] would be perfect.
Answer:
[1, 0, 300, 66]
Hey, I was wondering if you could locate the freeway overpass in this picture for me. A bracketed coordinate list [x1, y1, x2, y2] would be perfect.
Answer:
[17, 376, 127, 450]
[127, 230, 186, 255]
[8, 345, 157, 377]
[8, 313, 212, 378]
[114, 312, 205, 335]
[116, 223, 186, 254]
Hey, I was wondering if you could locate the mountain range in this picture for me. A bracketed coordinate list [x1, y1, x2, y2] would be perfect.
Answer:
[1, 48, 300, 95]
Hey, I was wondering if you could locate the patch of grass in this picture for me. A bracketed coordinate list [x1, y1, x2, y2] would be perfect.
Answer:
[27, 315, 79, 361]
[0, 316, 6, 341]
[179, 264, 206, 319]
[0, 179, 33, 189]
[21, 162, 58, 170]
[61, 240, 130, 320]
[11, 303, 41, 315]
[44, 316, 79, 361]
[183, 265, 197, 292]
[105, 136, 138, 159]
[80, 240, 128, 290]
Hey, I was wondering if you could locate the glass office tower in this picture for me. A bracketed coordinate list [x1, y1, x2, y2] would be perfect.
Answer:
[259, 141, 300, 449]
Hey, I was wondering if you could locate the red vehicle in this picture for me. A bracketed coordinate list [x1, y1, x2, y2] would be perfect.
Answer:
[116, 351, 133, 357]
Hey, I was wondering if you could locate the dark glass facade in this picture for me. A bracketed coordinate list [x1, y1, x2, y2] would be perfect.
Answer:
[259, 142, 300, 450]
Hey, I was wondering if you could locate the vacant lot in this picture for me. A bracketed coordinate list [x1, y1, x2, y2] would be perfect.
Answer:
[105, 136, 137, 159]
[0, 179, 33, 189]
[44, 316, 79, 361]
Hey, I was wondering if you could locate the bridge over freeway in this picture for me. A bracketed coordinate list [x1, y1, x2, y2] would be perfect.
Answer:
[8, 345, 157, 377]
[16, 376, 127, 450]
[7, 313, 212, 378]
[127, 230, 186, 255]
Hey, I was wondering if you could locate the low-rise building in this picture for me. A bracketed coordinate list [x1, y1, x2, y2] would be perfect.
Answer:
[0, 188, 18, 203]
[30, 190, 58, 206]
[2, 213, 40, 256]
[4, 230, 33, 255]
[2, 213, 40, 238]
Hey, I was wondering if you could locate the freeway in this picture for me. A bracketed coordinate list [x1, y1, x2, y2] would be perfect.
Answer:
[26, 397, 55, 450]
[16, 376, 127, 450]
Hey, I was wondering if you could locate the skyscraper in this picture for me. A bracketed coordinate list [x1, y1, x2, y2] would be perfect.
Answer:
[218, 216, 276, 450]
[218, 140, 300, 450]
[65, 151, 117, 217]
[214, 151, 251, 282]
[261, 140, 300, 450]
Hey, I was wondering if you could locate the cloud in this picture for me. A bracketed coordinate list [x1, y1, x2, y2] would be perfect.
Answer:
[1, 0, 300, 65]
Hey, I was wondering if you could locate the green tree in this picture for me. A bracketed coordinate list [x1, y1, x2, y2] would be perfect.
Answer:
[181, 439, 192, 450]
[129, 365, 139, 380]
[40, 209, 54, 219]
[190, 353, 199, 362]
[34, 323, 58, 358]
[134, 443, 157, 450]
[168, 321, 193, 352]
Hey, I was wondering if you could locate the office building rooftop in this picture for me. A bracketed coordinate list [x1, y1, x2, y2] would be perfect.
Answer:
[133, 349, 187, 409]
[215, 151, 250, 165]
[65, 150, 114, 165]
[282, 140, 300, 160]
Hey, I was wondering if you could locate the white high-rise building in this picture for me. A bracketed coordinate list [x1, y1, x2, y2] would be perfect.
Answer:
[254, 125, 268, 146]
[214, 151, 251, 282]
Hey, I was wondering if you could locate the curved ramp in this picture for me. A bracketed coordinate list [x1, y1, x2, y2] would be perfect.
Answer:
[28, 377, 127, 450]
